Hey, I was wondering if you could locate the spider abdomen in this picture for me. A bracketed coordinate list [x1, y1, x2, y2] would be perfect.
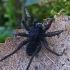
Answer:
[26, 42, 41, 56]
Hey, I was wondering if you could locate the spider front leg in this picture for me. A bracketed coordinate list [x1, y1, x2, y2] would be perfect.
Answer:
[44, 30, 64, 37]
[13, 32, 29, 37]
[43, 39, 65, 56]
[33, 19, 38, 26]
[22, 20, 30, 31]
[0, 39, 29, 61]
[22, 8, 33, 31]
[44, 18, 55, 32]
[26, 42, 41, 70]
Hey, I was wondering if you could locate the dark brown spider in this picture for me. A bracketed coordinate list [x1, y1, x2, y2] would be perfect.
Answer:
[0, 8, 65, 70]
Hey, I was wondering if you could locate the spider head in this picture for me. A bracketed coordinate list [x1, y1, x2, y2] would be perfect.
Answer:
[29, 23, 44, 41]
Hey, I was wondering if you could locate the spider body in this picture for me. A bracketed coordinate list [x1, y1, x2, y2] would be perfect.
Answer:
[0, 8, 65, 70]
[27, 24, 44, 56]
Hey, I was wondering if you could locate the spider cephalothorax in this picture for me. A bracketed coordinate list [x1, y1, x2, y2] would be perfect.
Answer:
[0, 8, 65, 70]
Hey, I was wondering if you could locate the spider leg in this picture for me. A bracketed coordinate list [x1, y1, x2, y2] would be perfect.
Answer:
[44, 18, 55, 32]
[26, 42, 41, 70]
[0, 39, 29, 61]
[22, 8, 32, 30]
[43, 39, 65, 56]
[25, 8, 32, 27]
[25, 8, 31, 19]
[22, 8, 39, 30]
[44, 30, 64, 37]
[22, 20, 30, 31]
[33, 19, 38, 26]
[13, 32, 29, 37]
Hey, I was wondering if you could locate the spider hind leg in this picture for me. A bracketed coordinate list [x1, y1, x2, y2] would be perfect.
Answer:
[43, 39, 65, 56]
[44, 18, 55, 31]
[26, 42, 41, 70]
[45, 30, 64, 37]
[0, 39, 29, 61]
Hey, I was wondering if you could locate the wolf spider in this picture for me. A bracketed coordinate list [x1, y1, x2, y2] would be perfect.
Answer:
[0, 8, 65, 70]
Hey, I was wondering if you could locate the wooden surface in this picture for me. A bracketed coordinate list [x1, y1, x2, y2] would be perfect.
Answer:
[0, 15, 70, 70]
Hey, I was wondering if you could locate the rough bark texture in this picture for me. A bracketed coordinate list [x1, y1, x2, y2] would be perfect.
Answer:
[0, 15, 70, 70]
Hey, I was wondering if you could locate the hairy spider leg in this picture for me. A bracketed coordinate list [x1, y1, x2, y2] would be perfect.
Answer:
[0, 39, 29, 61]
[24, 8, 32, 27]
[13, 32, 29, 37]
[26, 42, 41, 70]
[22, 20, 30, 31]
[33, 19, 38, 26]
[25, 8, 32, 27]
[44, 18, 55, 32]
[43, 39, 65, 56]
[22, 8, 33, 31]
[25, 8, 31, 19]
[44, 30, 64, 37]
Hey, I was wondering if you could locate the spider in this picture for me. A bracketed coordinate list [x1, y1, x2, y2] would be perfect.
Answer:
[0, 8, 65, 70]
